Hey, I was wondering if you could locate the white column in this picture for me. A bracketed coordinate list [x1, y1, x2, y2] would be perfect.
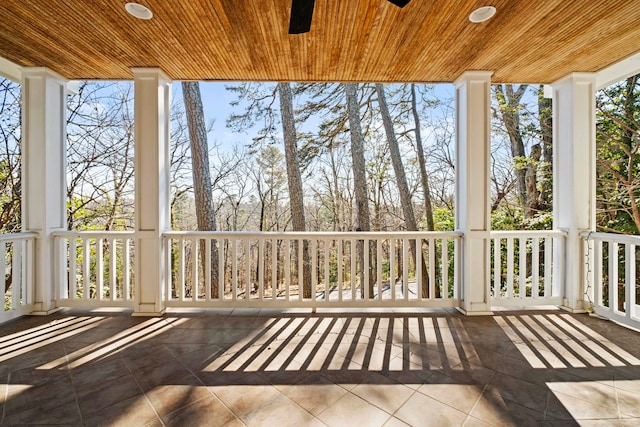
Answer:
[21, 68, 68, 314]
[552, 73, 596, 313]
[454, 71, 493, 315]
[132, 68, 171, 316]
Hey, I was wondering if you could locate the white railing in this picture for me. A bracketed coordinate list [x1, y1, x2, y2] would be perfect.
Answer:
[164, 231, 462, 308]
[583, 232, 640, 330]
[0, 232, 36, 323]
[490, 230, 566, 307]
[53, 231, 136, 307]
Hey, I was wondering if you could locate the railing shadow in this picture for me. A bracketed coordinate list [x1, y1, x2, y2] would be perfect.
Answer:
[0, 309, 639, 425]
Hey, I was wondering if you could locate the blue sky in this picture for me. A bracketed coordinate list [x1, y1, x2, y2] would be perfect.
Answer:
[171, 81, 457, 153]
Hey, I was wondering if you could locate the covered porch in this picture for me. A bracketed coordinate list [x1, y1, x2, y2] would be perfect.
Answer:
[1, 0, 640, 425]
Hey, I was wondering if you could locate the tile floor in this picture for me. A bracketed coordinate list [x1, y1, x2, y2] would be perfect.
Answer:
[1, 308, 639, 426]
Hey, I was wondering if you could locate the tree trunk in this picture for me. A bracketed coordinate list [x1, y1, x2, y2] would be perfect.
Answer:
[538, 85, 553, 210]
[411, 84, 440, 297]
[277, 82, 311, 298]
[345, 83, 374, 297]
[376, 84, 429, 298]
[411, 84, 435, 231]
[495, 84, 529, 213]
[182, 81, 219, 298]
[525, 144, 542, 217]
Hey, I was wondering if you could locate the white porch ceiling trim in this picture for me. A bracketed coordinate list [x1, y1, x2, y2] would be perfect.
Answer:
[595, 52, 640, 90]
[0, 56, 21, 83]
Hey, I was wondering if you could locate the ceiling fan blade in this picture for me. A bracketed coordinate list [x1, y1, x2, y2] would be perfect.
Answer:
[289, 0, 315, 34]
[388, 0, 411, 7]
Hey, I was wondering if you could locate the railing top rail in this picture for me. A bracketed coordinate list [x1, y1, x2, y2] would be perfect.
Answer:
[581, 231, 640, 245]
[490, 230, 568, 238]
[0, 231, 38, 241]
[163, 230, 463, 239]
[52, 230, 136, 238]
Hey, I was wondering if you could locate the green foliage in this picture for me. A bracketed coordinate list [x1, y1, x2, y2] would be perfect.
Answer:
[595, 74, 640, 233]
[433, 207, 454, 231]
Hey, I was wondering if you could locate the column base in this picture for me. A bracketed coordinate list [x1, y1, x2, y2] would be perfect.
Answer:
[456, 306, 494, 316]
[559, 305, 589, 314]
[30, 307, 62, 316]
[132, 307, 166, 317]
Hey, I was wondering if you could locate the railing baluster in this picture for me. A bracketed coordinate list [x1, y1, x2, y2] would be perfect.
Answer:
[441, 238, 448, 300]
[11, 241, 21, 309]
[519, 238, 526, 299]
[610, 241, 618, 314]
[96, 238, 103, 300]
[415, 238, 422, 301]
[205, 237, 212, 301]
[232, 239, 238, 301]
[390, 239, 395, 301]
[21, 240, 29, 305]
[625, 243, 634, 319]
[403, 238, 409, 301]
[69, 238, 77, 300]
[337, 238, 343, 302]
[110, 238, 117, 301]
[532, 237, 539, 298]
[544, 236, 552, 298]
[218, 238, 225, 301]
[258, 238, 264, 300]
[453, 237, 459, 299]
[178, 238, 185, 301]
[284, 238, 291, 302]
[26, 238, 34, 305]
[506, 237, 514, 299]
[324, 239, 330, 302]
[311, 239, 318, 302]
[429, 238, 436, 300]
[272, 238, 278, 301]
[83, 238, 90, 300]
[377, 238, 382, 301]
[244, 238, 251, 300]
[364, 238, 369, 301]
[593, 239, 602, 307]
[124, 238, 130, 300]
[297, 239, 303, 301]
[192, 238, 199, 301]
[350, 238, 356, 301]
[493, 237, 500, 298]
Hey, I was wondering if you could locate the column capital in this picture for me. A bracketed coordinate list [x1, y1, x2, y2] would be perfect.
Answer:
[131, 67, 171, 83]
[20, 66, 68, 82]
[551, 72, 596, 88]
[454, 70, 493, 88]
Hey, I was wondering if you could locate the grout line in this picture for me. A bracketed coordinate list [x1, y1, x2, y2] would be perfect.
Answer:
[125, 348, 166, 427]
[461, 369, 497, 426]
[614, 381, 622, 420]
[64, 343, 84, 426]
[543, 386, 552, 421]
[0, 372, 9, 424]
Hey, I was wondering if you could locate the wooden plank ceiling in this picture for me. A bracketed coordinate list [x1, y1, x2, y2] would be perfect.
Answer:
[1, 0, 639, 83]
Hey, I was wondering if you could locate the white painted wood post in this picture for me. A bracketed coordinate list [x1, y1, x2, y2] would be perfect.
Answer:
[454, 71, 493, 315]
[21, 68, 68, 314]
[552, 73, 596, 312]
[132, 68, 171, 316]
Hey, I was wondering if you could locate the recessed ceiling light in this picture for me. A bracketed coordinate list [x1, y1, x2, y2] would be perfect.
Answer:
[469, 6, 496, 23]
[125, 3, 153, 20]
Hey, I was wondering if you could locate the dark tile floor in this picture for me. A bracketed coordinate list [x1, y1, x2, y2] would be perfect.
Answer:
[1, 307, 639, 426]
